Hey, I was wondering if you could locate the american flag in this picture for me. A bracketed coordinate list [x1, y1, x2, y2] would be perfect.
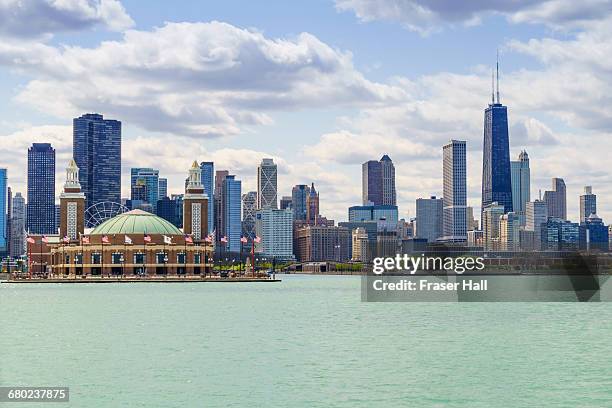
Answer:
[62, 236, 70, 243]
[240, 236, 248, 243]
[82, 236, 90, 244]
[26, 236, 35, 244]
[41, 235, 49, 243]
[184, 235, 193, 244]
[144, 234, 152, 243]
[205, 234, 213, 243]
[254, 236, 261, 243]
[124, 235, 133, 245]
[220, 236, 228, 243]
[102, 235, 110, 244]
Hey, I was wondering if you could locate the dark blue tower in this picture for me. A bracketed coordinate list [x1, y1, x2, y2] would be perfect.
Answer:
[481, 57, 513, 214]
[27, 143, 56, 234]
[73, 114, 121, 210]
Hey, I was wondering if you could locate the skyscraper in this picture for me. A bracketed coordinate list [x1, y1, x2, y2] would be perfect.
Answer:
[442, 140, 467, 241]
[6, 186, 11, 256]
[0, 169, 6, 251]
[525, 199, 548, 251]
[200, 162, 214, 234]
[130, 168, 159, 212]
[580, 186, 596, 224]
[306, 183, 319, 225]
[362, 155, 396, 206]
[222, 175, 242, 252]
[481, 60, 513, 214]
[510, 150, 530, 223]
[291, 184, 310, 221]
[415, 196, 443, 243]
[242, 191, 257, 240]
[280, 196, 292, 210]
[214, 170, 229, 243]
[543, 178, 566, 220]
[9, 192, 26, 258]
[255, 208, 294, 260]
[27, 143, 56, 234]
[257, 158, 277, 209]
[158, 178, 168, 199]
[482, 202, 505, 251]
[73, 113, 121, 210]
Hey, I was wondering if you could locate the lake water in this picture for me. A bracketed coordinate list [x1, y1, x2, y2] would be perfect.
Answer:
[1, 275, 611, 407]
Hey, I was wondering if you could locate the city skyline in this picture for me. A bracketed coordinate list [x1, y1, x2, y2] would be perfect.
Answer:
[0, 1, 611, 224]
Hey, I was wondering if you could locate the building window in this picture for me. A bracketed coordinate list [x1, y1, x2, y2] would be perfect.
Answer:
[75, 254, 83, 264]
[194, 254, 201, 264]
[156, 252, 167, 264]
[134, 253, 145, 264]
[112, 253, 123, 264]
[92, 253, 101, 264]
[177, 253, 186, 264]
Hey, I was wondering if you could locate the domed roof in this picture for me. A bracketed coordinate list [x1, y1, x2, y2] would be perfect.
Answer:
[90, 209, 182, 235]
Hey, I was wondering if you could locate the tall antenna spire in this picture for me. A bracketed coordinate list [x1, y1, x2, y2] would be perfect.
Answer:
[491, 68, 495, 104]
[496, 49, 500, 104]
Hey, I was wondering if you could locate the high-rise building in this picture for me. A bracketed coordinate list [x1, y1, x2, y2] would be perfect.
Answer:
[156, 196, 182, 228]
[242, 191, 257, 240]
[349, 205, 398, 224]
[183, 161, 208, 241]
[257, 158, 277, 209]
[481, 60, 513, 214]
[499, 212, 520, 251]
[579, 214, 608, 251]
[306, 183, 319, 225]
[222, 175, 242, 253]
[131, 178, 148, 202]
[543, 178, 566, 220]
[362, 155, 396, 206]
[280, 196, 292, 210]
[541, 218, 579, 251]
[214, 170, 229, 243]
[351, 227, 369, 262]
[291, 184, 310, 220]
[579, 186, 596, 224]
[130, 168, 159, 211]
[525, 199, 548, 251]
[73, 113, 121, 211]
[6, 186, 11, 256]
[510, 150, 530, 223]
[294, 225, 350, 262]
[466, 207, 478, 231]
[415, 196, 443, 243]
[9, 192, 26, 258]
[0, 169, 6, 251]
[482, 202, 505, 251]
[442, 140, 467, 241]
[255, 208, 294, 260]
[27, 143, 56, 234]
[158, 178, 168, 199]
[200, 162, 214, 234]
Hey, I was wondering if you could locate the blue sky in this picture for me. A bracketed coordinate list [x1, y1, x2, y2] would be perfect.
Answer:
[1, 0, 611, 223]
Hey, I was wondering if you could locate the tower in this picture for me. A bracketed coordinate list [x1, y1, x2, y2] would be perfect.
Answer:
[257, 158, 277, 209]
[510, 150, 530, 223]
[183, 161, 208, 241]
[543, 178, 566, 220]
[59, 159, 86, 241]
[481, 56, 513, 214]
[306, 183, 320, 225]
[579, 186, 596, 224]
[442, 140, 467, 241]
[291, 184, 310, 221]
[362, 155, 396, 206]
[27, 143, 56, 234]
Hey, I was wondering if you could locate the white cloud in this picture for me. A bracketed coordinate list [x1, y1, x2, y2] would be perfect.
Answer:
[0, 0, 133, 38]
[0, 21, 406, 138]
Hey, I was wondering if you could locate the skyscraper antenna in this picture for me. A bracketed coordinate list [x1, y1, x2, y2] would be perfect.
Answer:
[496, 49, 500, 104]
[491, 68, 495, 104]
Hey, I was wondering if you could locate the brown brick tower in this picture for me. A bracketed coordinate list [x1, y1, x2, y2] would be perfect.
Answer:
[183, 161, 208, 240]
[59, 159, 86, 241]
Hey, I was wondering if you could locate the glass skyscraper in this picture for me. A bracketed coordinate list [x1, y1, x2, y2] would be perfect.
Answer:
[291, 184, 310, 221]
[481, 66, 513, 214]
[73, 113, 121, 211]
[130, 168, 159, 212]
[200, 162, 214, 234]
[223, 175, 242, 253]
[442, 140, 467, 241]
[27, 143, 56, 235]
[257, 158, 277, 209]
[362, 155, 396, 206]
[510, 150, 530, 223]
[0, 168, 6, 250]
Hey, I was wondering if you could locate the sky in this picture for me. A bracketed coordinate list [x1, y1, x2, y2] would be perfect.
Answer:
[1, 0, 611, 224]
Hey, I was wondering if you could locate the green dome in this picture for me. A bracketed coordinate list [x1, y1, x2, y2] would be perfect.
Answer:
[90, 209, 182, 235]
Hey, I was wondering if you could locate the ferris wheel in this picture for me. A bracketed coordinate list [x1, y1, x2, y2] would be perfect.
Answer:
[85, 201, 129, 228]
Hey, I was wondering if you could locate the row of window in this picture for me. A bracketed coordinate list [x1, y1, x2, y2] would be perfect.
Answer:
[59, 252, 204, 265]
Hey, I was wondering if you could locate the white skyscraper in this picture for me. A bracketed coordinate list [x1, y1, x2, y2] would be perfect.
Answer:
[442, 140, 467, 241]
[255, 208, 294, 260]
[510, 150, 530, 224]
[257, 158, 278, 210]
[9, 192, 26, 258]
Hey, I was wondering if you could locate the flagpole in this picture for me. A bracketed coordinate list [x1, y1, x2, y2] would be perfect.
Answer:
[101, 237, 105, 278]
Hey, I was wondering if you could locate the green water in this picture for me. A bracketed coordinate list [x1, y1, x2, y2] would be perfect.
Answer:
[1, 275, 611, 407]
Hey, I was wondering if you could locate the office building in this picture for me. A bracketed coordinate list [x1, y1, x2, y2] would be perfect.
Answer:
[291, 184, 310, 221]
[481, 60, 513, 214]
[543, 178, 566, 220]
[306, 183, 319, 225]
[156, 196, 182, 228]
[257, 158, 277, 209]
[338, 221, 378, 261]
[9, 192, 26, 258]
[499, 212, 520, 251]
[200, 162, 214, 234]
[541, 218, 579, 251]
[510, 150, 530, 224]
[158, 178, 168, 199]
[482, 202, 505, 251]
[73, 113, 121, 210]
[130, 168, 159, 211]
[214, 170, 229, 243]
[280, 196, 292, 210]
[255, 208, 294, 260]
[580, 186, 597, 224]
[579, 214, 608, 251]
[442, 140, 467, 241]
[5, 187, 11, 256]
[415, 197, 443, 243]
[351, 227, 368, 262]
[242, 191, 257, 240]
[466, 207, 478, 231]
[222, 175, 242, 253]
[27, 143, 56, 234]
[294, 225, 350, 262]
[0, 169, 6, 252]
[362, 155, 396, 206]
[349, 205, 398, 223]
[525, 199, 548, 250]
